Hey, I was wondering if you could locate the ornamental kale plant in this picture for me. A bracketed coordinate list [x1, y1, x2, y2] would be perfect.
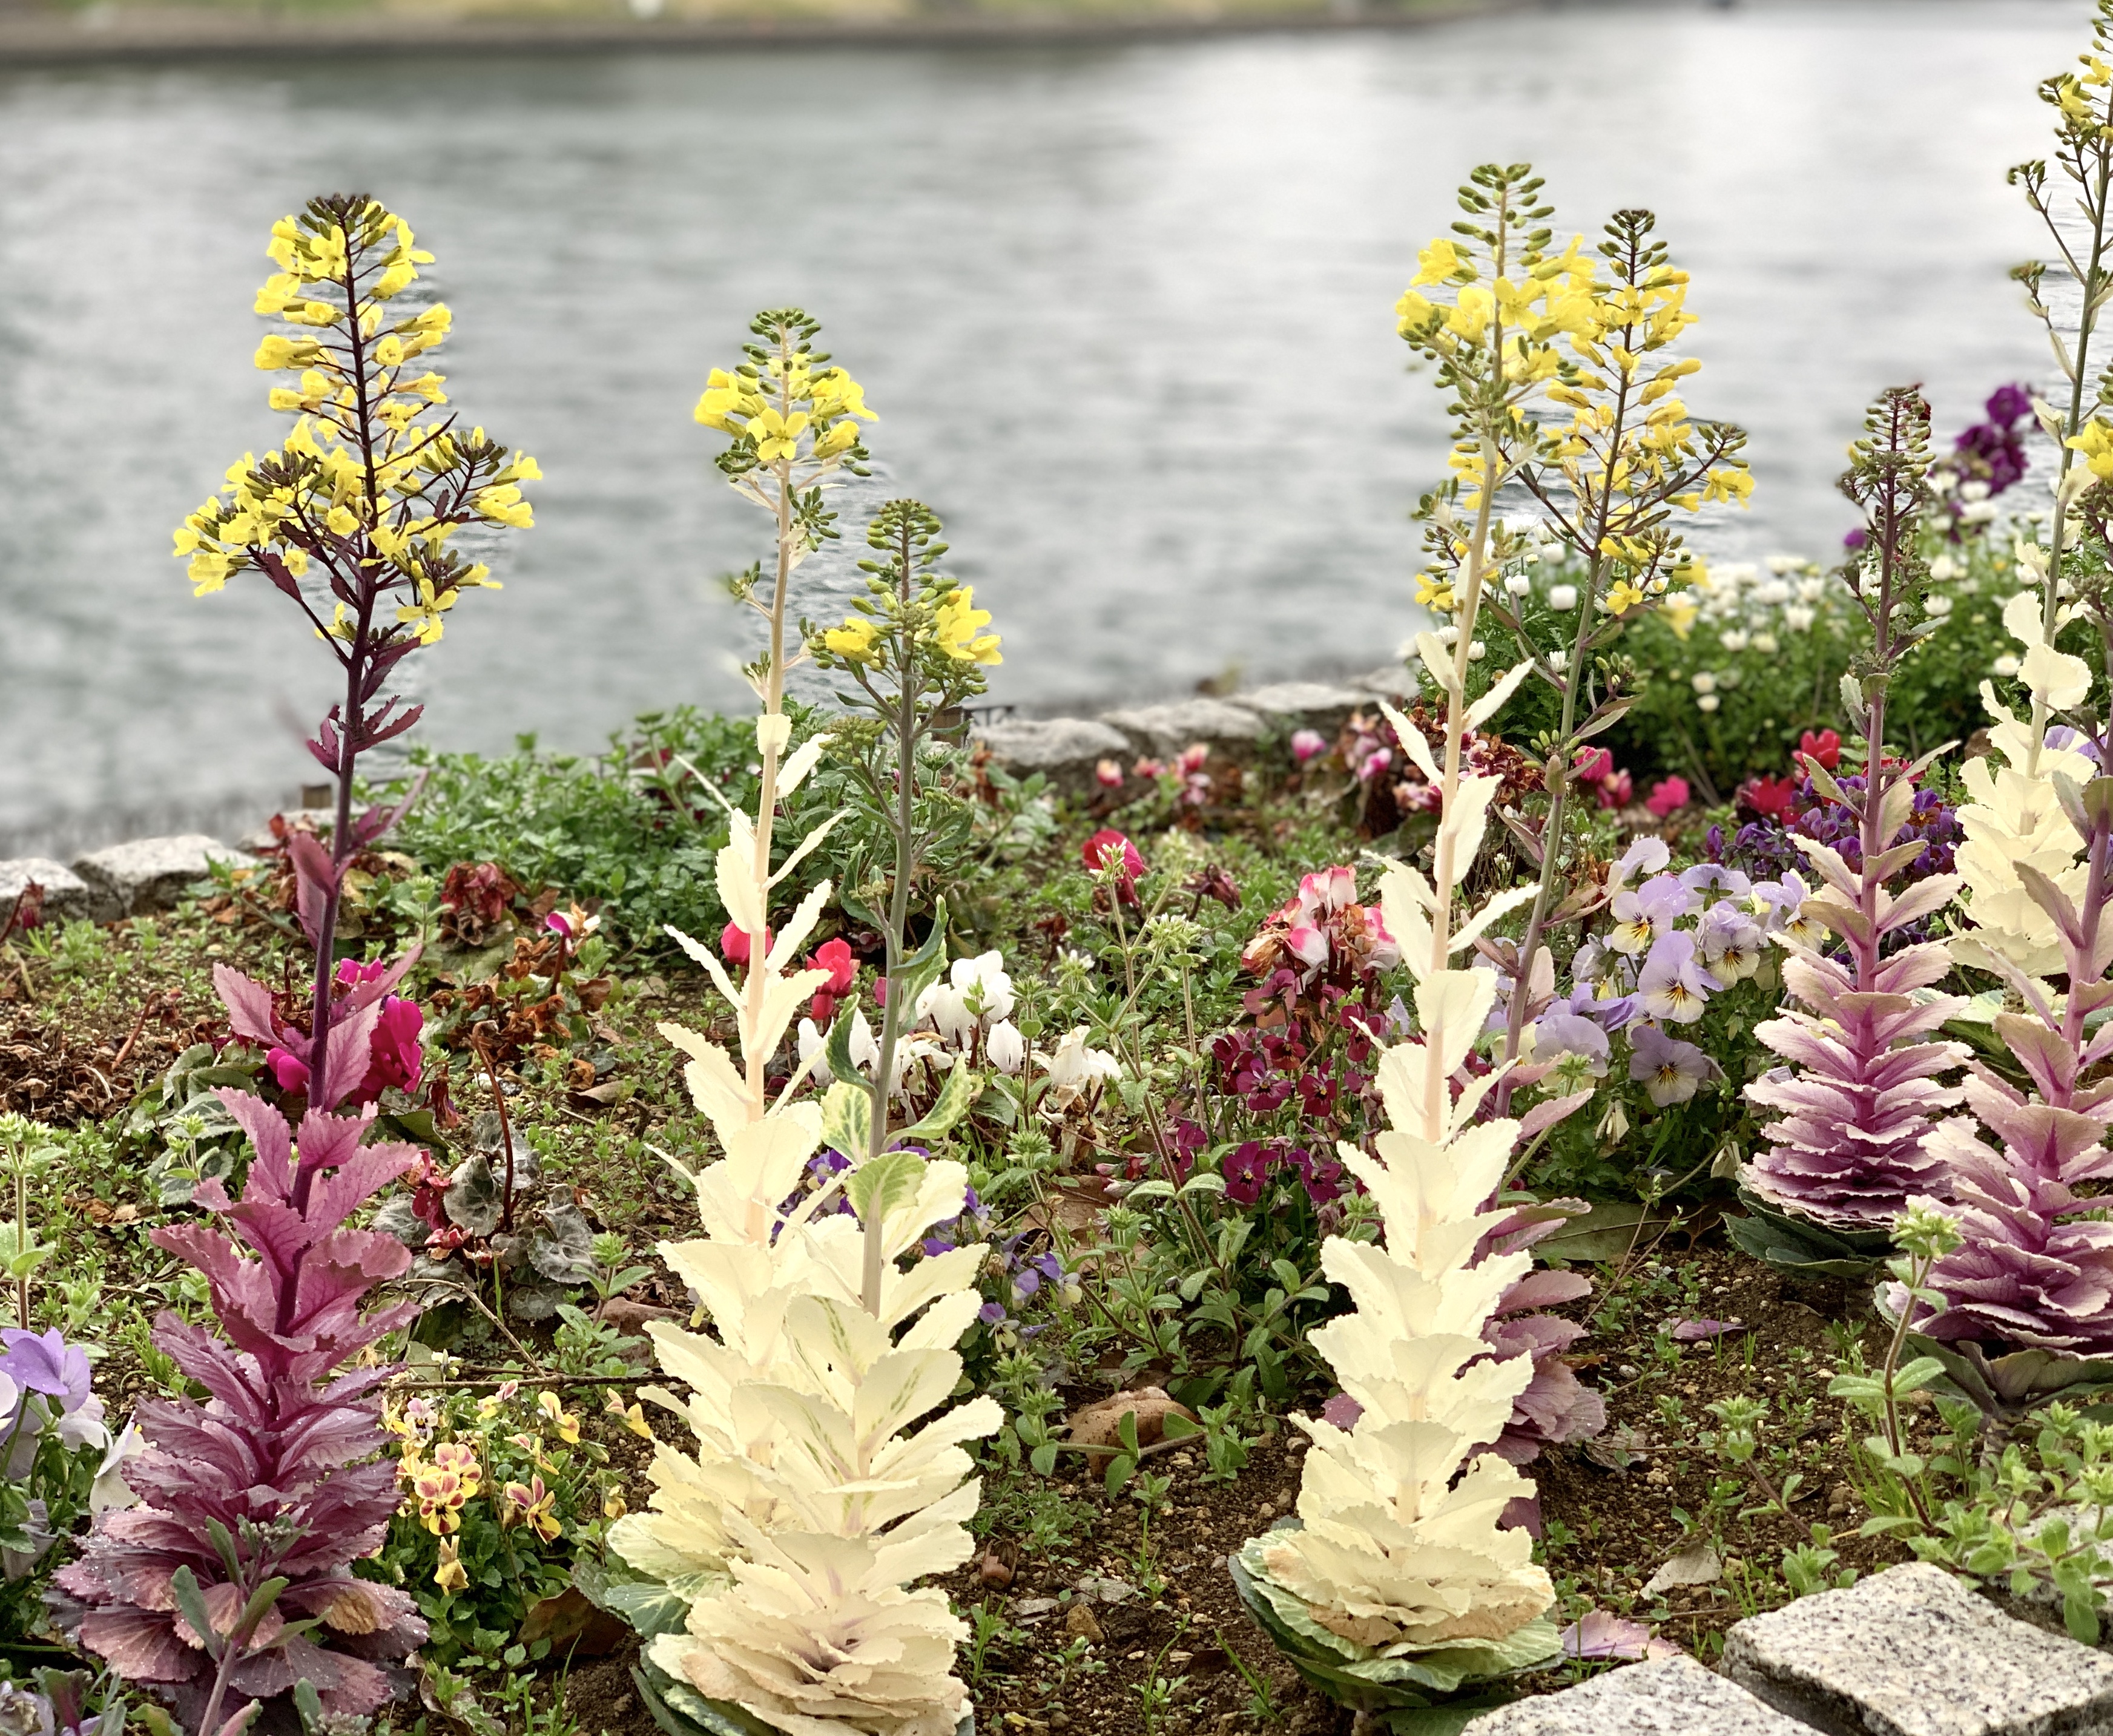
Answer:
[44, 194, 529, 1735]
[1735, 390, 1972, 1248]
[54, 1089, 427, 1733]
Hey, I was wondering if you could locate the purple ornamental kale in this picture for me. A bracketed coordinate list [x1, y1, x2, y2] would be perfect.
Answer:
[1742, 832, 1968, 1230]
[1474, 1198, 1606, 1470]
[54, 1070, 426, 1734]
[1904, 798, 2113, 1356]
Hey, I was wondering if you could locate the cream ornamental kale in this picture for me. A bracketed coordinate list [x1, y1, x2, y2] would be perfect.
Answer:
[54, 1078, 426, 1734]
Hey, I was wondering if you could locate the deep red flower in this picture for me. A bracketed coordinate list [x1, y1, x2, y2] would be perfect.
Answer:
[1799, 728, 1842, 771]
[1738, 775, 1798, 820]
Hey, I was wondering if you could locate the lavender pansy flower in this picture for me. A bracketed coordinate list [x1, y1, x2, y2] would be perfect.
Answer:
[1607, 875, 1693, 956]
[1679, 863, 1752, 898]
[1532, 1013, 1610, 1078]
[1609, 835, 1670, 889]
[1635, 931, 1721, 1025]
[1697, 901, 1766, 982]
[1629, 1024, 1724, 1107]
[0, 1330, 90, 1413]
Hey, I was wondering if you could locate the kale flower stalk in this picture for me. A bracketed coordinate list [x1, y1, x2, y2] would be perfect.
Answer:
[1738, 388, 1972, 1235]
[1490, 208, 1752, 1107]
[694, 309, 876, 1110]
[807, 499, 1000, 1314]
[171, 194, 536, 1110]
[2010, 0, 2113, 647]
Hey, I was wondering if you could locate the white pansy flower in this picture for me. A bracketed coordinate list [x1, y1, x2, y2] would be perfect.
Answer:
[1548, 585, 1578, 610]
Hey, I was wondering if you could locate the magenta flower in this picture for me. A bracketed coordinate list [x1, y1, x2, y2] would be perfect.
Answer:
[1629, 1024, 1722, 1107]
[1635, 931, 1720, 1025]
[1645, 777, 1690, 818]
[1290, 729, 1328, 764]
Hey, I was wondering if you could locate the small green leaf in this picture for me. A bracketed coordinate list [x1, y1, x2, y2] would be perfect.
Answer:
[819, 1081, 871, 1168]
[898, 1058, 979, 1144]
[847, 1146, 927, 1226]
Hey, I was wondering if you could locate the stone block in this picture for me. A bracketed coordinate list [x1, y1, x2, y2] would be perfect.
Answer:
[0, 857, 110, 925]
[972, 717, 1132, 797]
[1466, 1652, 1806, 1734]
[72, 834, 251, 919]
[1230, 681, 1368, 735]
[1100, 697, 1268, 761]
[1719, 1560, 2113, 1736]
[1343, 663, 1414, 701]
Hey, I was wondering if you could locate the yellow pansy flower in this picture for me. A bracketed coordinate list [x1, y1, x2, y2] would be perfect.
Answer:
[434, 1537, 469, 1595]
[538, 1390, 581, 1444]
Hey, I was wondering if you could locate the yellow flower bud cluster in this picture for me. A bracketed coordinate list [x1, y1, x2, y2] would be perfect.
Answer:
[173, 199, 536, 649]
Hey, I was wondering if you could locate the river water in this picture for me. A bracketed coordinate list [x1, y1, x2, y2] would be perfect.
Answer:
[0, 0, 2091, 849]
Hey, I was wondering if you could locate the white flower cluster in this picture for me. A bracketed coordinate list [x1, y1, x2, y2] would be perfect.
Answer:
[800, 950, 1027, 1087]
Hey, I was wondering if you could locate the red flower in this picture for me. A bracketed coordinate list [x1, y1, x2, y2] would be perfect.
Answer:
[1083, 829, 1146, 904]
[1738, 775, 1798, 820]
[1799, 728, 1841, 771]
[1596, 769, 1632, 810]
[1572, 748, 1613, 784]
[808, 937, 857, 1023]
[1645, 777, 1690, 818]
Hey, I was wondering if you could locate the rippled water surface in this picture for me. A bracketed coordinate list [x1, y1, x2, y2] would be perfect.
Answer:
[0, 0, 2090, 841]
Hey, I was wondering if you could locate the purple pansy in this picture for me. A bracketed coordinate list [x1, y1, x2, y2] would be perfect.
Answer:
[1636, 931, 1721, 1025]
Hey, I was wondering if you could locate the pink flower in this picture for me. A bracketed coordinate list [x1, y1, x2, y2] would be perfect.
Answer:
[1095, 759, 1125, 789]
[808, 937, 857, 1024]
[1083, 829, 1145, 904]
[267, 1047, 311, 1094]
[1356, 746, 1393, 783]
[1290, 729, 1328, 764]
[1176, 743, 1210, 777]
[1597, 769, 1633, 810]
[1645, 777, 1690, 818]
[1572, 747, 1613, 784]
[720, 919, 771, 965]
[1133, 757, 1166, 780]
[360, 998, 424, 1100]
